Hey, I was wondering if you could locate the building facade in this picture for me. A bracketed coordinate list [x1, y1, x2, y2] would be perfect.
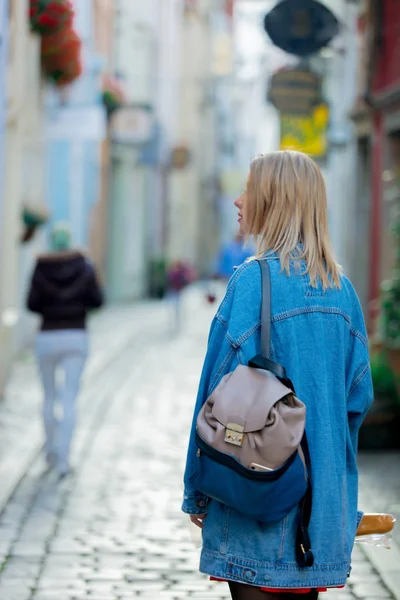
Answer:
[107, 0, 186, 300]
[0, 0, 46, 393]
[44, 0, 106, 250]
[0, 0, 8, 239]
[351, 0, 400, 330]
[168, 0, 221, 275]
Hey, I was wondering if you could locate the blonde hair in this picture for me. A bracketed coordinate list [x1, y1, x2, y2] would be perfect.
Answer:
[245, 150, 341, 289]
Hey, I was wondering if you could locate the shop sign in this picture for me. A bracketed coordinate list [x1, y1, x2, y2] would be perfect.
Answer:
[111, 105, 153, 145]
[268, 67, 322, 115]
[171, 146, 191, 169]
[263, 0, 339, 57]
[280, 103, 329, 159]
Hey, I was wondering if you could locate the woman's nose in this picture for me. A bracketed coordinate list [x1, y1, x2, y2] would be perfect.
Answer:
[234, 195, 243, 209]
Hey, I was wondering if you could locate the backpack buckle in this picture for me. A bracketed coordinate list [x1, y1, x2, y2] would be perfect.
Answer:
[225, 423, 244, 446]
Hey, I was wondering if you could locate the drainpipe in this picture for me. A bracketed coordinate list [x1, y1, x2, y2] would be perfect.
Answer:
[368, 112, 383, 333]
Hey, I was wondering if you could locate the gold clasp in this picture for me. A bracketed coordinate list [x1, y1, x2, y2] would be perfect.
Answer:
[224, 423, 244, 447]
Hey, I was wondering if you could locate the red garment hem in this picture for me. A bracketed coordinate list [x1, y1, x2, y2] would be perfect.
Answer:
[210, 577, 345, 594]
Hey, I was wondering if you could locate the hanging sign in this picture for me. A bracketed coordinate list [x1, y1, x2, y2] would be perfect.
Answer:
[268, 67, 322, 115]
[171, 146, 191, 169]
[111, 105, 154, 145]
[280, 103, 329, 159]
[263, 0, 339, 57]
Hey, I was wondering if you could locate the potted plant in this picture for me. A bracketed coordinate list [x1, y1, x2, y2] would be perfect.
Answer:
[148, 257, 168, 299]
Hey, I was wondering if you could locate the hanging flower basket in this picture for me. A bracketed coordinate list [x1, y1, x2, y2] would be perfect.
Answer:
[52, 58, 83, 87]
[21, 205, 50, 244]
[41, 26, 81, 60]
[29, 0, 74, 36]
[41, 27, 82, 87]
[22, 205, 49, 227]
[102, 75, 126, 117]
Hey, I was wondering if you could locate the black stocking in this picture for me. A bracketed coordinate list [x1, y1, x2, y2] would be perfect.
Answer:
[228, 581, 319, 600]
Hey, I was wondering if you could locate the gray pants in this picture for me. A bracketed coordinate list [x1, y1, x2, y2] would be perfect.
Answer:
[35, 330, 88, 472]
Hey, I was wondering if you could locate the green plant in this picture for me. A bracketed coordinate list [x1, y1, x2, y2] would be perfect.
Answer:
[102, 75, 125, 117]
[148, 257, 168, 299]
[381, 206, 400, 349]
[370, 351, 399, 399]
[21, 205, 50, 243]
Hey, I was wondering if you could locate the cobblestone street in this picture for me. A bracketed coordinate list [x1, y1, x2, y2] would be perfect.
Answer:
[0, 291, 398, 600]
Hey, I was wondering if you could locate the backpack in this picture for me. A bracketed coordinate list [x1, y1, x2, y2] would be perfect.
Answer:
[195, 259, 314, 568]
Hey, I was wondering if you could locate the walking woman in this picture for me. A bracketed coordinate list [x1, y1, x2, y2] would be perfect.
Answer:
[182, 151, 373, 598]
[27, 223, 103, 478]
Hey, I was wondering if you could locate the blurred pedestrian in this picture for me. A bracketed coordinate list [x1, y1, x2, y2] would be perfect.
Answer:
[214, 232, 253, 281]
[182, 151, 373, 598]
[167, 260, 196, 332]
[27, 223, 103, 479]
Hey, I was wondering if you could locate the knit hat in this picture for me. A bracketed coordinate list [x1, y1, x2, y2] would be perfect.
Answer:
[50, 222, 72, 251]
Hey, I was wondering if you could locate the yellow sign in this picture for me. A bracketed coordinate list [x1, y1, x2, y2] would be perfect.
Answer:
[280, 104, 329, 159]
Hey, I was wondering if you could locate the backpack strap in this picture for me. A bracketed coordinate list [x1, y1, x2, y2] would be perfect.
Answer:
[248, 259, 288, 382]
[297, 434, 314, 568]
[259, 258, 272, 359]
[252, 258, 314, 569]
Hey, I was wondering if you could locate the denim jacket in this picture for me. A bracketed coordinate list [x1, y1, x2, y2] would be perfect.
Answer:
[182, 255, 373, 589]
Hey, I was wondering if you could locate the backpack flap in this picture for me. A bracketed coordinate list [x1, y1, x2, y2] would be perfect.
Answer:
[197, 364, 306, 470]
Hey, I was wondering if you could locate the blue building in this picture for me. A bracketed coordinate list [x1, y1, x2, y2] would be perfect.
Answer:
[44, 1, 106, 248]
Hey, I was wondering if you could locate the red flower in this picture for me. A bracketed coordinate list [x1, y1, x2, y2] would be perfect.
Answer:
[38, 13, 57, 27]
[29, 0, 74, 34]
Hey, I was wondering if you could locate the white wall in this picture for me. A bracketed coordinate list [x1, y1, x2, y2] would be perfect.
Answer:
[322, 0, 359, 274]
[115, 0, 161, 104]
[167, 0, 218, 267]
[155, 0, 183, 156]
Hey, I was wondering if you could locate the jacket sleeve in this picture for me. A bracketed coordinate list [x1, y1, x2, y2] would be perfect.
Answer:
[182, 315, 240, 515]
[343, 278, 374, 456]
[85, 264, 104, 309]
[181, 262, 259, 515]
[26, 265, 42, 314]
[347, 359, 373, 533]
[347, 360, 373, 457]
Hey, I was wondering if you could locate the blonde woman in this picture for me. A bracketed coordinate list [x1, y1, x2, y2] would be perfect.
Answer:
[182, 151, 373, 599]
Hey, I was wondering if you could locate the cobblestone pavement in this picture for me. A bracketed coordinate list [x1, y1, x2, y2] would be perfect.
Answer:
[0, 290, 398, 599]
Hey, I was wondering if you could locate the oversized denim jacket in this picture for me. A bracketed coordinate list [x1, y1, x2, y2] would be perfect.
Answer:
[182, 255, 373, 589]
